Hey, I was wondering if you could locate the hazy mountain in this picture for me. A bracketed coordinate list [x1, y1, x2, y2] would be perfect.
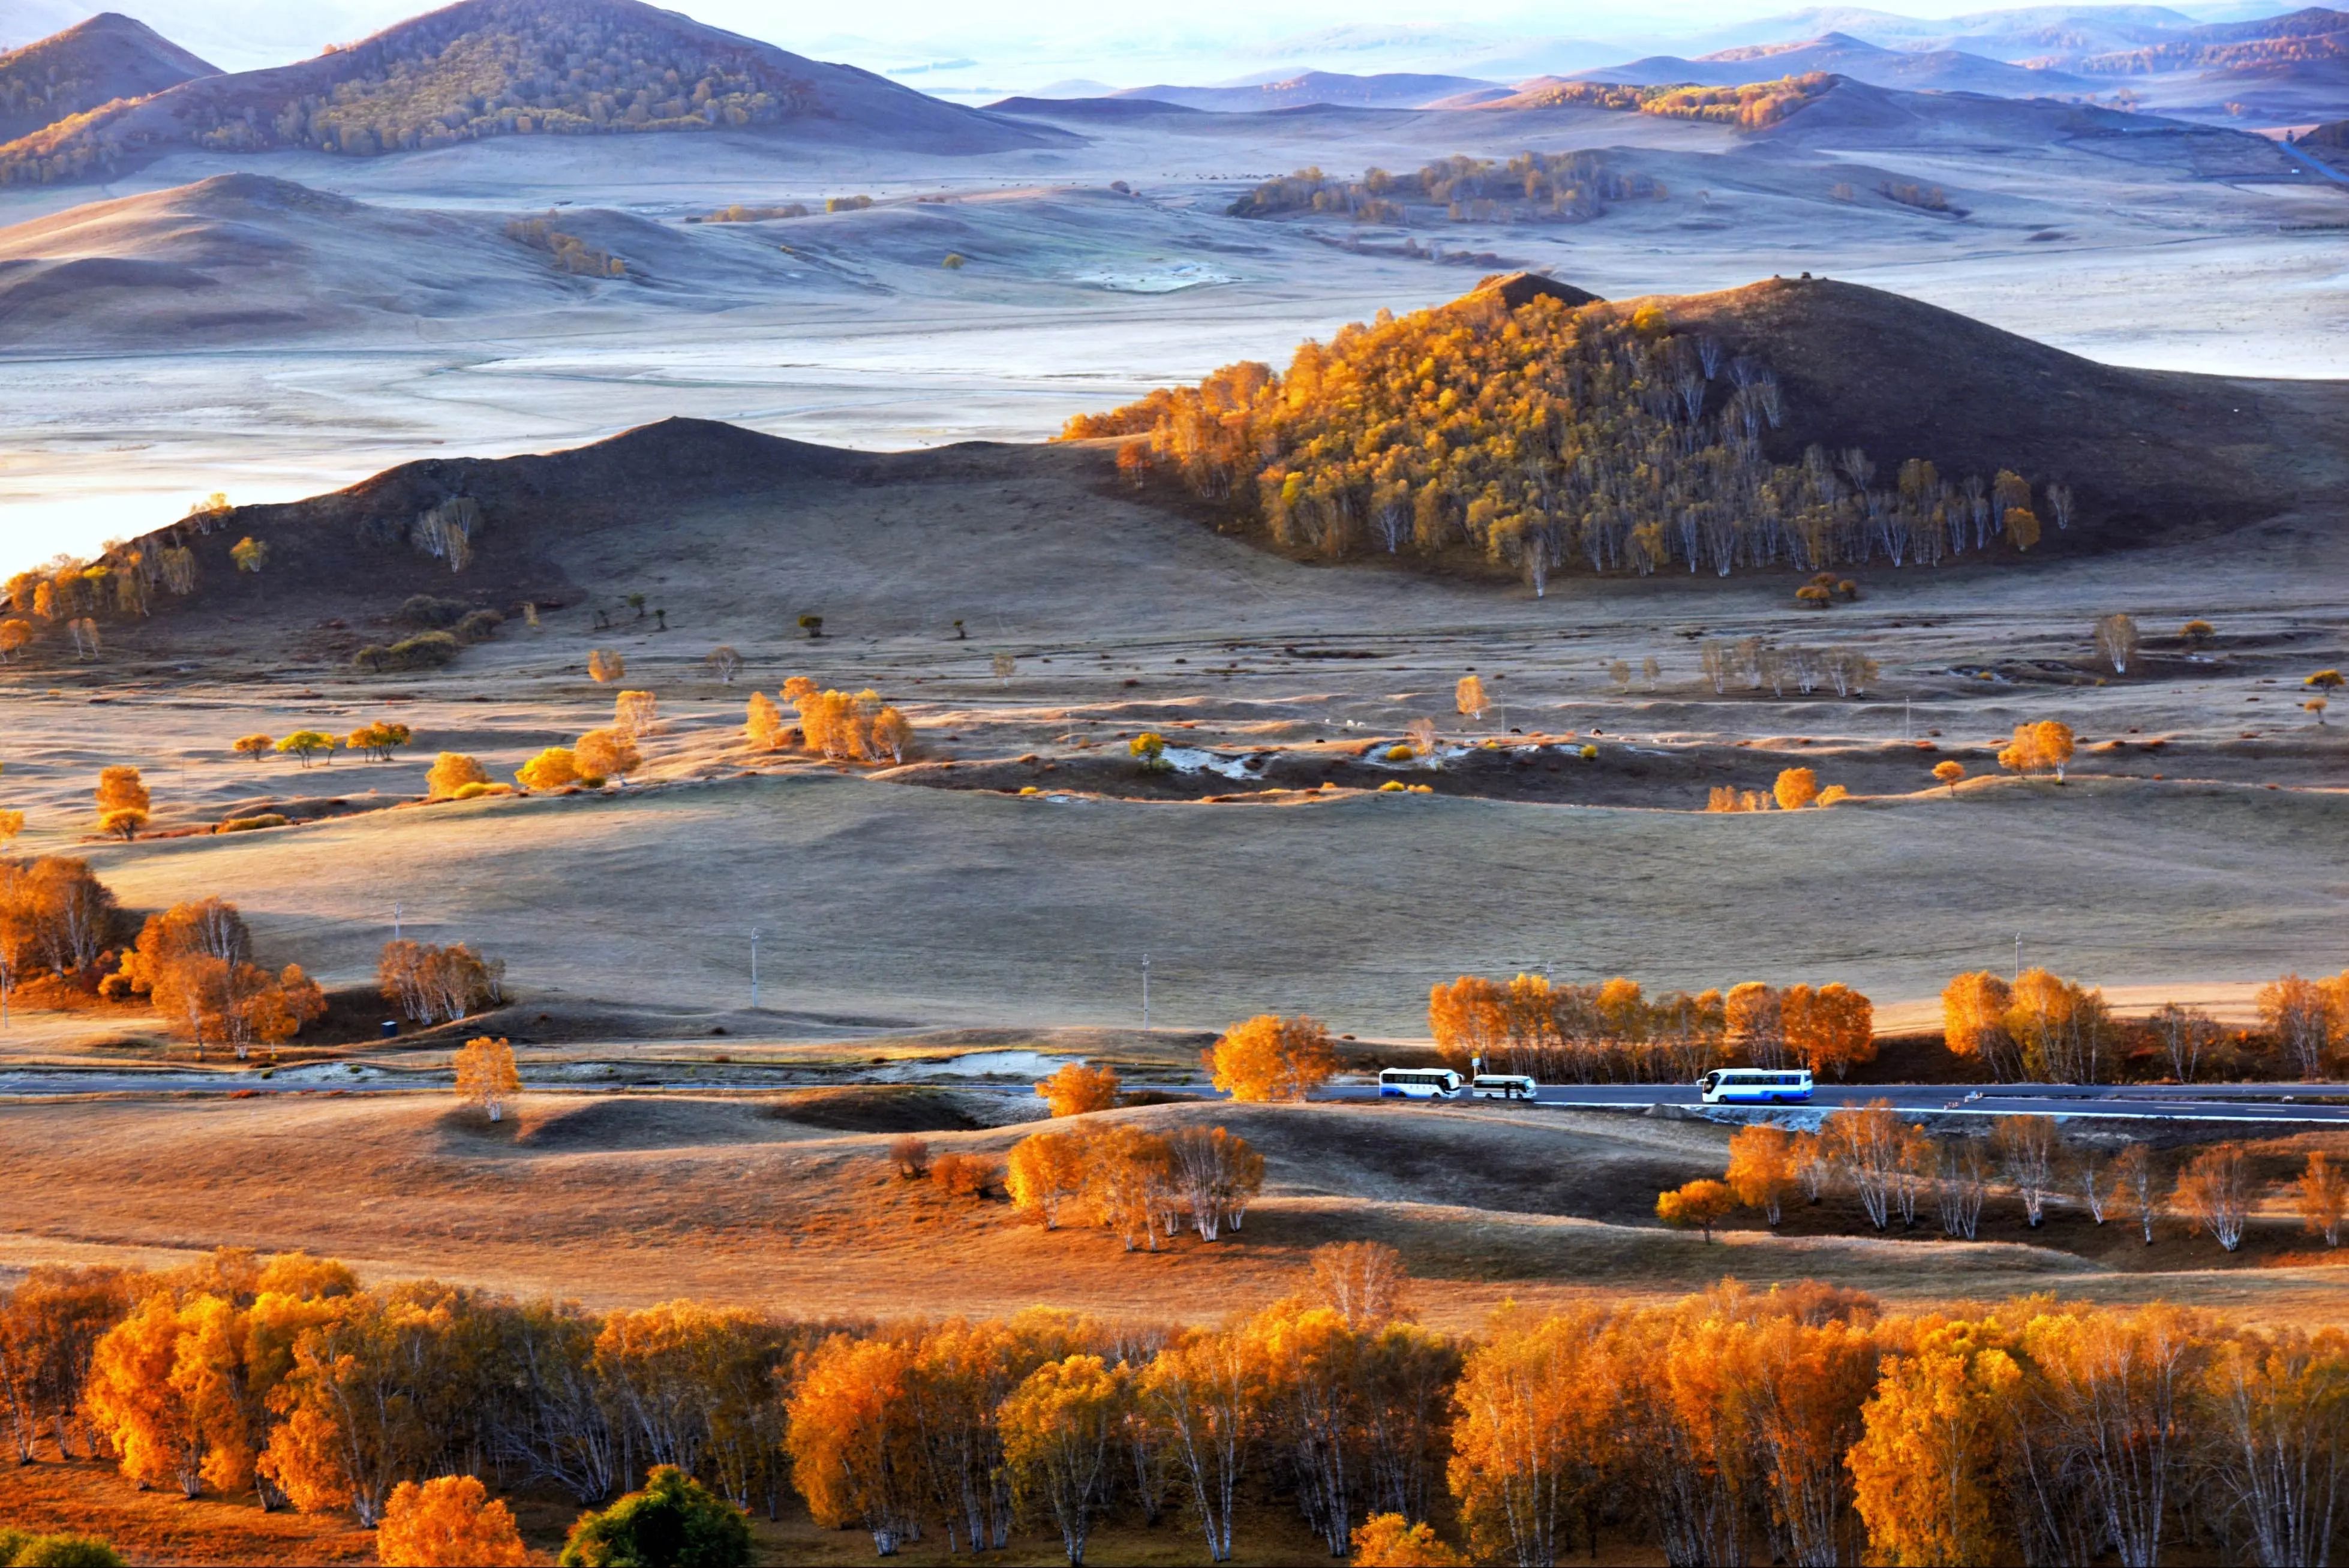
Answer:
[1680, 6, 2196, 59]
[0, 11, 214, 142]
[1105, 70, 1503, 111]
[1575, 32, 2086, 94]
[0, 0, 1063, 187]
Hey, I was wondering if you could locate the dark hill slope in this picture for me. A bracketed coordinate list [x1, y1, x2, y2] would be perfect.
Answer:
[130, 417, 877, 612]
[0, 0, 1062, 186]
[1641, 277, 2291, 537]
[0, 12, 215, 143]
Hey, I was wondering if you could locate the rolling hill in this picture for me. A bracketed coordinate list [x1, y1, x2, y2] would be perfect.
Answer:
[1572, 31, 2087, 95]
[56, 272, 2339, 645]
[0, 171, 864, 344]
[0, 0, 1062, 187]
[1102, 71, 1504, 112]
[0, 11, 215, 143]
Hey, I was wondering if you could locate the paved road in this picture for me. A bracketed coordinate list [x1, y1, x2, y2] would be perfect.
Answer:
[5, 1068, 2348, 1124]
[2277, 139, 2349, 188]
[1321, 1081, 2349, 1124]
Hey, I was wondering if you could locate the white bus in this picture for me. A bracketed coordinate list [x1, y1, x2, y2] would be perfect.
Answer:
[1699, 1068, 1813, 1105]
[1379, 1068, 1463, 1100]
[1471, 1074, 1539, 1101]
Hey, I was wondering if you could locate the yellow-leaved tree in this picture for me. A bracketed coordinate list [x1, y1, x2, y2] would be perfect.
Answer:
[425, 753, 489, 800]
[1351, 1513, 1466, 1567]
[999, 1353, 1131, 1566]
[573, 727, 640, 785]
[1848, 1315, 2024, 1565]
[746, 691, 787, 750]
[453, 1036, 521, 1122]
[94, 765, 149, 840]
[1036, 1061, 1121, 1117]
[1005, 1130, 1089, 1230]
[377, 1474, 530, 1567]
[515, 746, 578, 791]
[1725, 1122, 1796, 1225]
[1206, 1013, 1338, 1101]
[1773, 767, 1820, 811]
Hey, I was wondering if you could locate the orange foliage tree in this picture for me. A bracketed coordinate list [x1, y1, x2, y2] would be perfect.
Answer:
[1783, 982, 1875, 1079]
[1725, 1123, 1797, 1225]
[1036, 1062, 1121, 1117]
[453, 1037, 521, 1122]
[94, 765, 148, 840]
[377, 1474, 530, 1567]
[1207, 1014, 1337, 1101]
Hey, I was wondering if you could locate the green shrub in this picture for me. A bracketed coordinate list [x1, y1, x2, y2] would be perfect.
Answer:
[0, 1529, 35, 1565]
[396, 594, 469, 629]
[10, 1535, 125, 1568]
[560, 1465, 752, 1568]
[359, 632, 462, 672]
[217, 813, 290, 833]
[453, 608, 505, 644]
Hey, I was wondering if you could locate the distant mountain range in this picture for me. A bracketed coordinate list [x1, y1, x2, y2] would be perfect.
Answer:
[0, 0, 1060, 187]
[1570, 31, 2086, 94]
[0, 11, 216, 143]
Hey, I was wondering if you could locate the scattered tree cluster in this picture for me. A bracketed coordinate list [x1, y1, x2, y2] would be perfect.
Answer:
[106, 896, 326, 1059]
[20, 1246, 2349, 1568]
[1429, 973, 1876, 1082]
[745, 678, 913, 765]
[505, 216, 627, 278]
[1229, 151, 1664, 225]
[1004, 1123, 1265, 1248]
[379, 939, 504, 1026]
[1997, 718, 2077, 780]
[1507, 71, 1834, 127]
[1065, 289, 2062, 590]
[1699, 636, 1879, 696]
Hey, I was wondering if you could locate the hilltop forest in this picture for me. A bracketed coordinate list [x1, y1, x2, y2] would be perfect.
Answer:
[0, 0, 830, 185]
[1068, 283, 2066, 591]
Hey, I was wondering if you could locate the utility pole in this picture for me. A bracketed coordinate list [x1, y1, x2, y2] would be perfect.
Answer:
[1142, 953, 1151, 1034]
[2014, 933, 2022, 984]
[392, 900, 402, 942]
[1904, 696, 1912, 742]
[750, 929, 762, 1011]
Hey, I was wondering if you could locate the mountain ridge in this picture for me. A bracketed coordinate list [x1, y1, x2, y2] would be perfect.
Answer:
[0, 0, 1063, 187]
[0, 11, 217, 143]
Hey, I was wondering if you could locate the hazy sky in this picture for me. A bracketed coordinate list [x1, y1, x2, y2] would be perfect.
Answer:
[0, 0, 2269, 78]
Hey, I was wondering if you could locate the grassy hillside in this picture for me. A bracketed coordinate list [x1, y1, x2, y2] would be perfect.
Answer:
[0, 0, 1056, 186]
[0, 11, 215, 143]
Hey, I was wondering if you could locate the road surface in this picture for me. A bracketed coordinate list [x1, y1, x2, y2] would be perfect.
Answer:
[1321, 1080, 2349, 1124]
[5, 1065, 2349, 1124]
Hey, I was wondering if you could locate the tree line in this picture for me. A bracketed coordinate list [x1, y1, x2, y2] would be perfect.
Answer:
[12, 1245, 2349, 1567]
[1947, 968, 2349, 1084]
[1429, 974, 1876, 1083]
[1228, 151, 1665, 226]
[1669, 1113, 2347, 1254]
[1065, 288, 2066, 591]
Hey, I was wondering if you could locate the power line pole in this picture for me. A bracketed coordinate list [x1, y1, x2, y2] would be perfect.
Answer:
[1142, 953, 1151, 1034]
[750, 928, 762, 1011]
[2014, 933, 2022, 984]
[392, 900, 402, 942]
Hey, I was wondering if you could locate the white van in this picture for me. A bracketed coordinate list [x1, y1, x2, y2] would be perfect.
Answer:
[1699, 1068, 1814, 1105]
[1471, 1074, 1539, 1101]
[1378, 1068, 1463, 1100]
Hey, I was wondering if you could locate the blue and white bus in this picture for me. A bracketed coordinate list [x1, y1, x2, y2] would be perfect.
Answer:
[1379, 1068, 1464, 1100]
[1699, 1068, 1813, 1105]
